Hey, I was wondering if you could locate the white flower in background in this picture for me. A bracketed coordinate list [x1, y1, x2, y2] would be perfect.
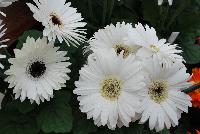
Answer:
[5, 37, 71, 104]
[0, 0, 18, 16]
[27, 0, 87, 46]
[138, 56, 192, 132]
[126, 23, 183, 68]
[0, 0, 18, 7]
[0, 20, 9, 69]
[89, 22, 141, 58]
[0, 92, 4, 109]
[158, 0, 173, 5]
[74, 50, 145, 129]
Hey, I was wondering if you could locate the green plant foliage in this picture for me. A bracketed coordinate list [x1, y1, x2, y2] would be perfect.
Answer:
[5, 100, 35, 114]
[0, 103, 39, 134]
[1, 0, 200, 134]
[90, 123, 170, 134]
[73, 117, 97, 134]
[37, 91, 73, 133]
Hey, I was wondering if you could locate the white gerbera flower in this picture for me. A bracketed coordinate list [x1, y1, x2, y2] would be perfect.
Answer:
[138, 56, 192, 132]
[27, 0, 86, 46]
[0, 92, 4, 109]
[89, 22, 141, 58]
[5, 37, 71, 104]
[126, 23, 183, 68]
[0, 20, 9, 69]
[74, 50, 145, 129]
[158, 0, 173, 5]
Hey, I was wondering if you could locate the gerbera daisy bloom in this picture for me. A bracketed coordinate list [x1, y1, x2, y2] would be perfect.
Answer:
[0, 92, 4, 109]
[158, 0, 173, 5]
[138, 56, 192, 132]
[74, 50, 145, 129]
[188, 68, 200, 108]
[5, 37, 71, 104]
[27, 0, 86, 46]
[89, 22, 141, 58]
[126, 23, 183, 67]
[0, 20, 9, 69]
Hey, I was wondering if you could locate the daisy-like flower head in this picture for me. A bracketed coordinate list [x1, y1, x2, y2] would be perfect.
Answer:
[27, 0, 87, 46]
[188, 68, 200, 108]
[89, 22, 141, 58]
[139, 56, 192, 132]
[0, 20, 9, 69]
[74, 49, 146, 129]
[126, 23, 183, 67]
[5, 37, 71, 104]
[158, 0, 173, 5]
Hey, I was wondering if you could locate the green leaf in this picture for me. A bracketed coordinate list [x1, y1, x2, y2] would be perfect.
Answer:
[158, 129, 170, 134]
[124, 123, 148, 134]
[174, 123, 188, 134]
[73, 118, 97, 134]
[112, 6, 138, 24]
[182, 44, 200, 64]
[166, 0, 190, 29]
[0, 109, 39, 134]
[16, 30, 43, 49]
[37, 91, 73, 133]
[5, 100, 35, 114]
[101, 0, 108, 25]
[174, 4, 200, 32]
[92, 123, 148, 134]
[142, 0, 159, 26]
[149, 128, 170, 134]
[177, 27, 200, 64]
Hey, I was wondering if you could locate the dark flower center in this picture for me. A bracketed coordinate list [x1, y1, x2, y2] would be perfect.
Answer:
[28, 61, 46, 78]
[116, 47, 125, 54]
[51, 14, 62, 26]
[148, 80, 168, 104]
[113, 44, 132, 58]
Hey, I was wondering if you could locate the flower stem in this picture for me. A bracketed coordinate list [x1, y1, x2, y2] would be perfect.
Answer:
[183, 82, 200, 94]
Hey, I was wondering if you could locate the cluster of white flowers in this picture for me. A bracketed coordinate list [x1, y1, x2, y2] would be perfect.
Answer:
[1, 0, 86, 104]
[74, 22, 192, 131]
[0, 0, 192, 132]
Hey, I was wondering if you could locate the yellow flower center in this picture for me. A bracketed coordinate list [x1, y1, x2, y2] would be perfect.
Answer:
[100, 75, 123, 101]
[149, 44, 159, 53]
[148, 80, 168, 104]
